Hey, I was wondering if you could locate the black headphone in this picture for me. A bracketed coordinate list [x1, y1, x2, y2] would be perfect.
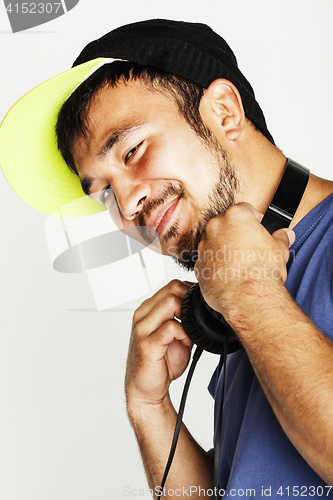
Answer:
[180, 158, 310, 355]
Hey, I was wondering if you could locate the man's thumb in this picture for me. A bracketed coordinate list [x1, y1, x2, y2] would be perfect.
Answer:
[271, 228, 295, 247]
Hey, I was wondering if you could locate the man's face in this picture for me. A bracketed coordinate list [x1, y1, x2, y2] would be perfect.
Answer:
[74, 79, 239, 270]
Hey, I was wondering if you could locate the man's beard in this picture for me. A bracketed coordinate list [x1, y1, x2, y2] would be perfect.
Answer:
[137, 140, 239, 271]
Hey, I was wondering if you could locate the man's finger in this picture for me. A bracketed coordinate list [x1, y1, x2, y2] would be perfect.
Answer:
[134, 295, 184, 340]
[133, 280, 191, 325]
[233, 202, 264, 223]
[271, 228, 295, 247]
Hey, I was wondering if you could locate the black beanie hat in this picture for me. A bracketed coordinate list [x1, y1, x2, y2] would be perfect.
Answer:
[73, 19, 274, 145]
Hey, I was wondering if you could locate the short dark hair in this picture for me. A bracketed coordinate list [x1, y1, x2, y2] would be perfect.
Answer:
[56, 60, 218, 174]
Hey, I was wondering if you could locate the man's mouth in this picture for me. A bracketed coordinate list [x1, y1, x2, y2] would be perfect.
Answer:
[146, 196, 181, 237]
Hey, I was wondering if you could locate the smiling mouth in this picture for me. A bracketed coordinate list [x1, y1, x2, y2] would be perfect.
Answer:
[136, 183, 185, 243]
[156, 197, 181, 236]
[145, 196, 181, 238]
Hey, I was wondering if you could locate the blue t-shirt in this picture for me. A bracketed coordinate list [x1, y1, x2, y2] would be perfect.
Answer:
[208, 192, 333, 498]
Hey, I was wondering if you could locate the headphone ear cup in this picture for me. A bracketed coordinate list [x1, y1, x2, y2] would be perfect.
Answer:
[181, 284, 220, 353]
[181, 283, 242, 355]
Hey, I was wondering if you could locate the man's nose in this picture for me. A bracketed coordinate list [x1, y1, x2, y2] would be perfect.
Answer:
[114, 181, 151, 220]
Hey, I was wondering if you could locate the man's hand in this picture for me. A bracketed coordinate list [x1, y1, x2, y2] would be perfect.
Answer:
[125, 280, 193, 409]
[194, 202, 295, 321]
[125, 280, 214, 497]
[193, 202, 333, 484]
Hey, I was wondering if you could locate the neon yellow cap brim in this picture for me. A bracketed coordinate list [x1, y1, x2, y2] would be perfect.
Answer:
[0, 58, 109, 217]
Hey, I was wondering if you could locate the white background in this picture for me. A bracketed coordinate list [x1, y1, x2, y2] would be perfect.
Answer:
[0, 1, 332, 499]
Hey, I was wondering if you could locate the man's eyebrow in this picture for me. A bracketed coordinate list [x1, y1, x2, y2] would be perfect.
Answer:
[98, 124, 142, 158]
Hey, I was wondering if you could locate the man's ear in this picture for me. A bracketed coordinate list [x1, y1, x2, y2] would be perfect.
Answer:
[199, 79, 245, 141]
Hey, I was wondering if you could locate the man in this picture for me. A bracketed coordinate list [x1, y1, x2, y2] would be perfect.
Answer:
[1, 19, 333, 498]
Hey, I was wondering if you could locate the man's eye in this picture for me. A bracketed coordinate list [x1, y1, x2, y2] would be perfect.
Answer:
[101, 186, 113, 205]
[125, 141, 143, 164]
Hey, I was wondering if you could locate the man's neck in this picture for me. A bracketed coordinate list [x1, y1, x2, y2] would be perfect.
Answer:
[230, 128, 333, 229]
[233, 140, 287, 216]
[290, 173, 333, 229]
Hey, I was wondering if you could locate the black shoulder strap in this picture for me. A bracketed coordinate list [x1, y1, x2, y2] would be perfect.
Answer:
[261, 158, 310, 233]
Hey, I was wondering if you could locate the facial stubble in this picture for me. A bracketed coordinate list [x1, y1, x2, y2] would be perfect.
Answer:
[138, 141, 239, 271]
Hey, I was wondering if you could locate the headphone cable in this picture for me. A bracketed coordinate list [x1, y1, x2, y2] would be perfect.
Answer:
[157, 335, 229, 500]
[213, 333, 229, 500]
[157, 345, 203, 500]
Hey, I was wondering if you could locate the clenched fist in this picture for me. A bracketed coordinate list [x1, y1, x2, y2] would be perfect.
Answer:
[125, 280, 193, 410]
[194, 203, 295, 323]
